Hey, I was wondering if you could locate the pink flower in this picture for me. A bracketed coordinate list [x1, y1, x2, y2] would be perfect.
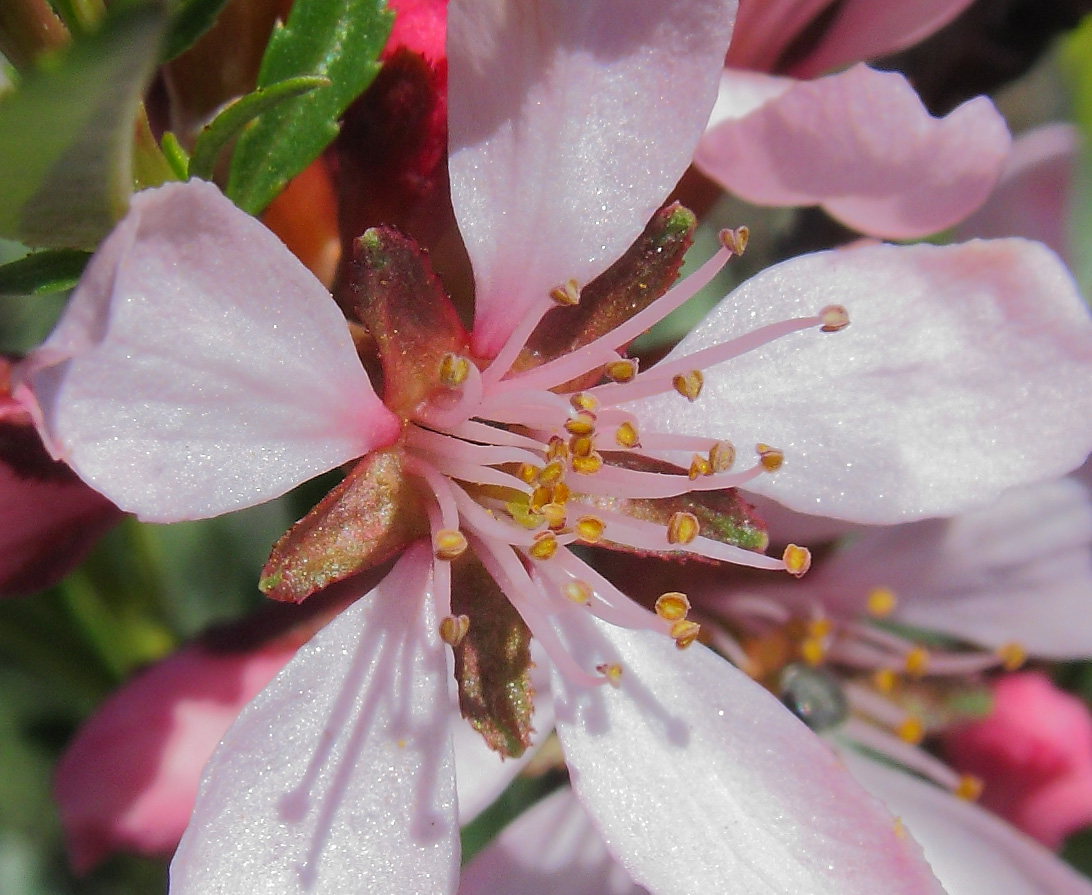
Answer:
[944, 672, 1092, 849]
[696, 0, 1010, 239]
[18, 0, 1092, 891]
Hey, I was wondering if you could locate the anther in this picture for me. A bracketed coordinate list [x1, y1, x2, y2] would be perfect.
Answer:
[904, 646, 930, 678]
[819, 305, 850, 332]
[569, 434, 595, 457]
[570, 392, 599, 413]
[530, 485, 553, 510]
[575, 515, 606, 543]
[565, 411, 597, 436]
[438, 352, 472, 387]
[517, 463, 540, 484]
[550, 278, 581, 307]
[439, 614, 470, 646]
[955, 775, 984, 802]
[897, 717, 925, 745]
[655, 592, 691, 622]
[434, 529, 468, 560]
[547, 436, 570, 461]
[998, 642, 1027, 671]
[782, 544, 812, 577]
[688, 454, 713, 480]
[597, 663, 624, 687]
[552, 482, 571, 504]
[671, 619, 702, 649]
[800, 637, 826, 666]
[719, 225, 749, 256]
[615, 421, 640, 448]
[539, 460, 565, 486]
[666, 511, 700, 545]
[672, 370, 704, 402]
[542, 502, 567, 529]
[572, 452, 603, 475]
[867, 587, 898, 618]
[872, 668, 898, 693]
[757, 444, 784, 472]
[606, 359, 638, 383]
[708, 441, 735, 472]
[529, 531, 559, 560]
[563, 579, 592, 604]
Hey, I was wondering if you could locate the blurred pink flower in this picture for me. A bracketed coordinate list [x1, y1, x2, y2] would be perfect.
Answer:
[18, 0, 1092, 892]
[945, 672, 1092, 849]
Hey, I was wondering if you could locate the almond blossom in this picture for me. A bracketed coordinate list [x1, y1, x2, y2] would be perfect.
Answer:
[16, 0, 1092, 893]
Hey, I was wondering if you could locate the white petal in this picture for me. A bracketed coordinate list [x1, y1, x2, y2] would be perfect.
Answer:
[170, 544, 458, 895]
[552, 616, 944, 895]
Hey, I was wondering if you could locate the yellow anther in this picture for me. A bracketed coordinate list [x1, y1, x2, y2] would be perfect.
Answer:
[955, 775, 984, 802]
[897, 717, 926, 745]
[757, 444, 784, 472]
[670, 619, 702, 649]
[438, 352, 471, 387]
[552, 482, 571, 504]
[719, 225, 750, 256]
[904, 646, 930, 678]
[998, 642, 1027, 671]
[530, 485, 553, 510]
[666, 511, 700, 545]
[819, 304, 850, 332]
[872, 668, 898, 693]
[708, 441, 735, 473]
[570, 392, 599, 413]
[575, 515, 606, 543]
[434, 529, 468, 560]
[541, 502, 567, 529]
[615, 421, 640, 448]
[655, 592, 691, 622]
[606, 359, 638, 382]
[569, 434, 595, 457]
[517, 462, 540, 484]
[672, 370, 704, 402]
[782, 544, 812, 577]
[565, 411, 597, 436]
[538, 460, 565, 486]
[800, 638, 826, 666]
[563, 579, 592, 604]
[550, 278, 581, 307]
[807, 617, 832, 639]
[547, 435, 569, 461]
[529, 531, 559, 560]
[688, 453, 713, 480]
[439, 614, 470, 646]
[572, 452, 603, 475]
[508, 502, 545, 529]
[597, 663, 624, 687]
[867, 587, 898, 618]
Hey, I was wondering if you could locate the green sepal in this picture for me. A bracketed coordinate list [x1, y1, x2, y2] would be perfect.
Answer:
[0, 248, 91, 296]
[0, 0, 167, 249]
[450, 556, 536, 759]
[188, 75, 332, 181]
[226, 0, 393, 215]
[161, 0, 232, 61]
[259, 449, 427, 603]
[517, 202, 697, 381]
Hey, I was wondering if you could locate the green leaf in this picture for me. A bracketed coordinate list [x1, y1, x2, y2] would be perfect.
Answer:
[0, 1, 166, 249]
[226, 0, 393, 215]
[161, 0, 232, 61]
[188, 75, 331, 181]
[0, 249, 90, 296]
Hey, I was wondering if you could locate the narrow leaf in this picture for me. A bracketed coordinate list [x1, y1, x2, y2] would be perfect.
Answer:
[0, 249, 91, 296]
[188, 75, 331, 181]
[226, 0, 393, 215]
[0, 1, 166, 249]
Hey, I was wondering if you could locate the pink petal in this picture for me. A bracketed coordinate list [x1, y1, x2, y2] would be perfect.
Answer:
[812, 475, 1092, 657]
[956, 123, 1079, 261]
[447, 0, 737, 358]
[22, 180, 401, 523]
[552, 616, 944, 895]
[696, 65, 1010, 239]
[726, 0, 834, 71]
[459, 788, 648, 895]
[170, 544, 459, 895]
[843, 749, 1092, 895]
[786, 0, 975, 78]
[54, 640, 295, 872]
[632, 239, 1092, 523]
